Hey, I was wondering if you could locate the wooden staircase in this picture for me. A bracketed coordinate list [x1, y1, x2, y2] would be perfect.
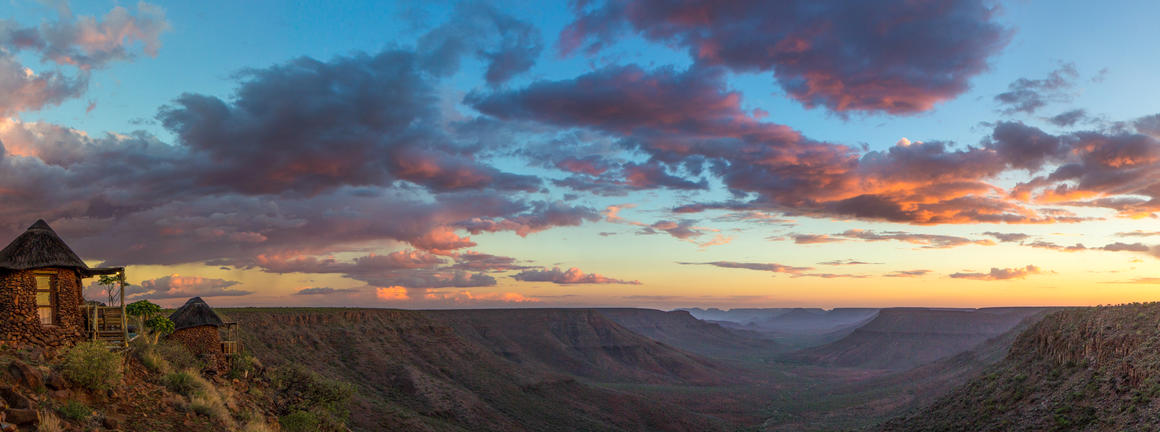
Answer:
[88, 306, 129, 349]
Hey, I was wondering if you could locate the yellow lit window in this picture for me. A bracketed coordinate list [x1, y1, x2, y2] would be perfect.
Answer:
[35, 274, 53, 325]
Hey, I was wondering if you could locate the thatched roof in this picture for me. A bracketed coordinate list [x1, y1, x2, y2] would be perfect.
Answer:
[169, 297, 225, 330]
[0, 220, 91, 273]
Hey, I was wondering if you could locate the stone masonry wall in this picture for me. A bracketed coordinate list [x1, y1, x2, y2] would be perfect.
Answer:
[0, 268, 86, 349]
[168, 325, 225, 371]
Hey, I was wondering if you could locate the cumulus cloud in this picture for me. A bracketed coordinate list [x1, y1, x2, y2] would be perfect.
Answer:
[417, 2, 542, 85]
[512, 267, 641, 285]
[995, 63, 1078, 115]
[0, 2, 169, 115]
[950, 265, 1043, 281]
[472, 64, 1098, 225]
[156, 49, 540, 196]
[558, 0, 1009, 114]
[128, 274, 251, 300]
[0, 23, 604, 267]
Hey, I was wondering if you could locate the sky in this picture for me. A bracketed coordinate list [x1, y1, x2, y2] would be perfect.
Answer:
[2, 0, 1160, 309]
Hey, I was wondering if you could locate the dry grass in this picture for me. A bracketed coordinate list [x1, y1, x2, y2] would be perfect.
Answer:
[240, 419, 277, 432]
[37, 412, 63, 432]
[190, 393, 230, 423]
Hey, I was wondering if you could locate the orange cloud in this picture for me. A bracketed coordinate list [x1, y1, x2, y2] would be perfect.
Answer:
[376, 286, 409, 301]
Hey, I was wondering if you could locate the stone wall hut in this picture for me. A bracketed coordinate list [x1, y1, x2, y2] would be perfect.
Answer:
[0, 220, 123, 349]
[168, 297, 230, 371]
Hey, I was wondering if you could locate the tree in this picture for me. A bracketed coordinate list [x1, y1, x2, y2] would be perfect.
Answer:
[145, 316, 175, 344]
[96, 273, 126, 306]
[127, 300, 162, 321]
[126, 299, 162, 337]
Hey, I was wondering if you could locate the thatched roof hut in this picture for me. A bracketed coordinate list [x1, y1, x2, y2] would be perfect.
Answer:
[169, 297, 225, 331]
[0, 220, 119, 277]
[168, 297, 235, 371]
[0, 220, 123, 348]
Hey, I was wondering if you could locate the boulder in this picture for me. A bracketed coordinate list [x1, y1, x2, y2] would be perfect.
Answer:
[1, 408, 37, 426]
[5, 361, 41, 390]
[0, 387, 30, 410]
[43, 372, 68, 391]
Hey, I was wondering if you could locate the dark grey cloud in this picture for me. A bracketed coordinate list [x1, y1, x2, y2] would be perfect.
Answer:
[559, 0, 1010, 114]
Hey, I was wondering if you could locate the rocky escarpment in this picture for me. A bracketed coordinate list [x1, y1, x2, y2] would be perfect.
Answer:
[594, 308, 781, 359]
[878, 303, 1160, 431]
[425, 308, 729, 385]
[230, 308, 730, 432]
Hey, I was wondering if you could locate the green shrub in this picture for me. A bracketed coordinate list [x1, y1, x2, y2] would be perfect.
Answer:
[57, 400, 90, 421]
[270, 364, 354, 431]
[154, 341, 203, 371]
[131, 339, 173, 373]
[60, 341, 122, 391]
[279, 411, 320, 432]
[226, 352, 260, 379]
[162, 370, 207, 396]
[139, 347, 171, 374]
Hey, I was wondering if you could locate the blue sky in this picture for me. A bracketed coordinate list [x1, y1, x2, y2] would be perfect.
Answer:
[3, 0, 1160, 308]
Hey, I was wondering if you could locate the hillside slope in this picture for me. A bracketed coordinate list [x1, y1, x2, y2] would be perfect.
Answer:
[230, 308, 729, 432]
[761, 310, 1053, 431]
[594, 308, 782, 359]
[878, 303, 1160, 431]
[789, 308, 1045, 370]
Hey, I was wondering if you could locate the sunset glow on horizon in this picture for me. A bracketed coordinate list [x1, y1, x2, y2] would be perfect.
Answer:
[4, 0, 1160, 309]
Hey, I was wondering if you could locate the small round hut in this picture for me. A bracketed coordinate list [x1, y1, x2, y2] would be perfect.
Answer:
[168, 297, 228, 370]
[0, 220, 121, 348]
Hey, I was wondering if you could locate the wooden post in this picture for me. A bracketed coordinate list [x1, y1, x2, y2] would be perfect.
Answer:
[120, 269, 127, 348]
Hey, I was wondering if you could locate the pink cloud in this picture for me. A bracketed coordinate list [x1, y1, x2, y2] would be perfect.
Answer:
[950, 265, 1043, 281]
[512, 267, 641, 285]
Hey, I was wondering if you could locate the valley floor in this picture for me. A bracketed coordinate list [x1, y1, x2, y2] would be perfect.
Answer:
[219, 306, 1052, 432]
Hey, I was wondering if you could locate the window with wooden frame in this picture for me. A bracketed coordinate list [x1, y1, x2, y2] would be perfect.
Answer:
[34, 273, 55, 325]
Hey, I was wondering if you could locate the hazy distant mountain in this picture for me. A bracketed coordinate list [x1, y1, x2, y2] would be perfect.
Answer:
[788, 307, 1047, 370]
[681, 307, 880, 348]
